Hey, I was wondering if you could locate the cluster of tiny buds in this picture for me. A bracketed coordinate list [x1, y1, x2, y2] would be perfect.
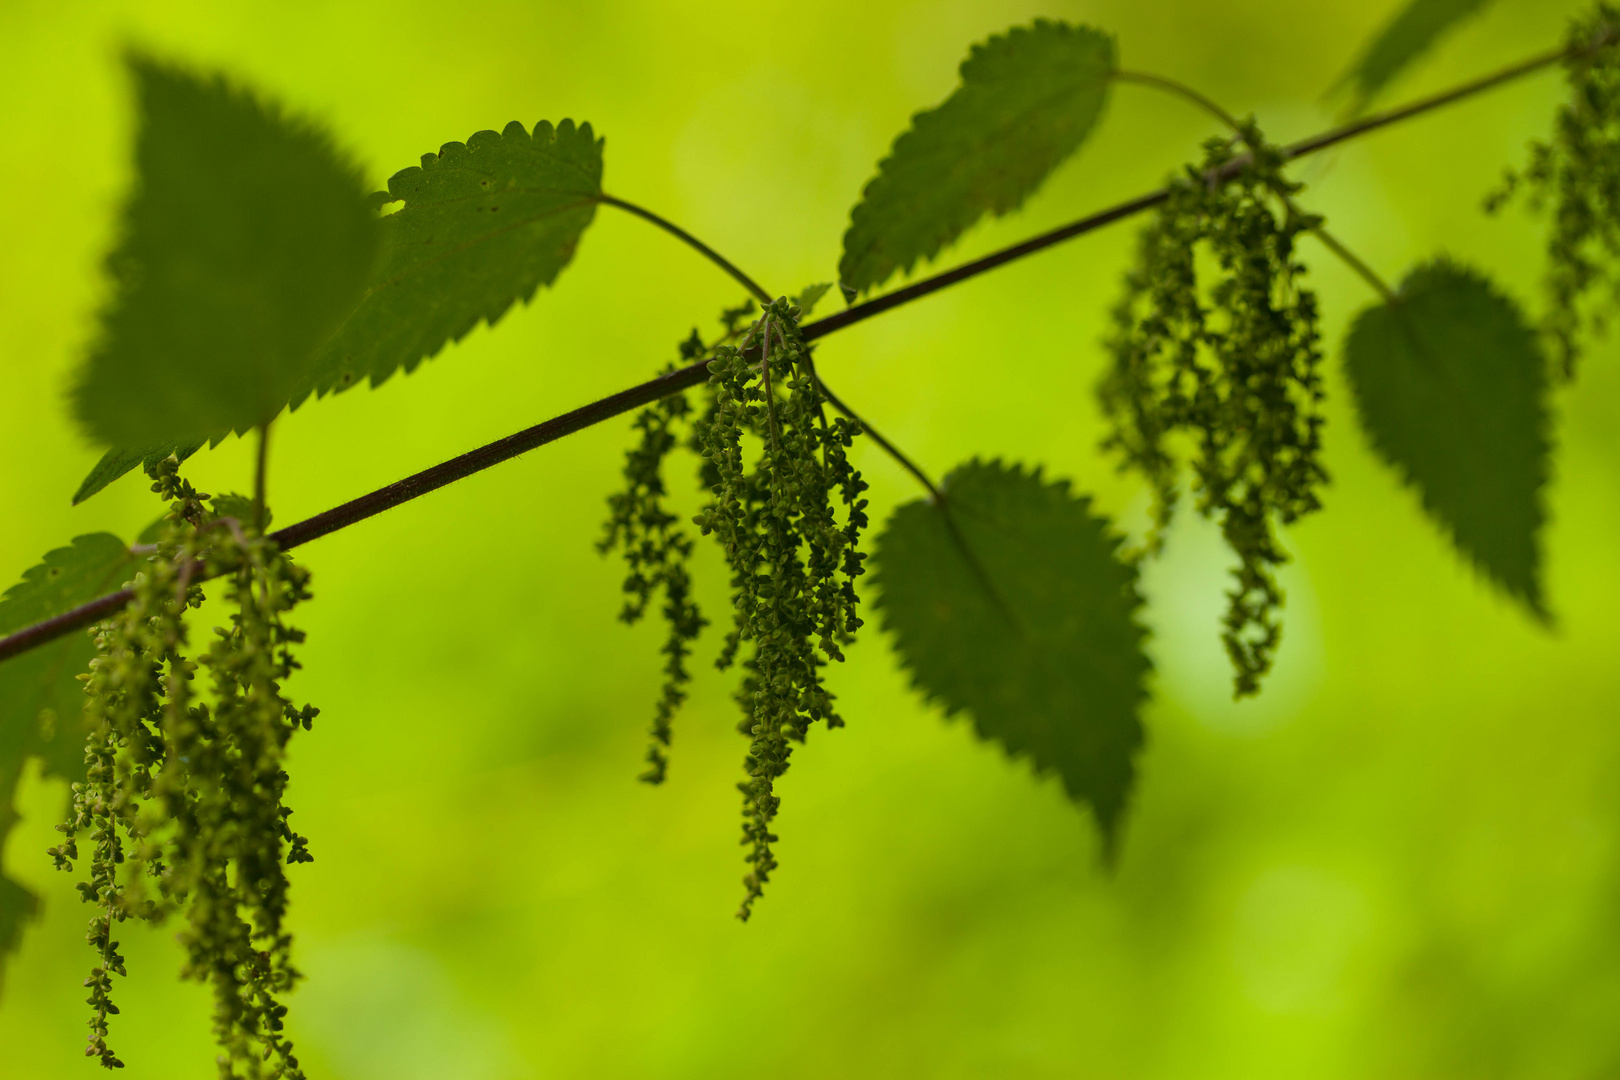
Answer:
[51, 455, 317, 1077]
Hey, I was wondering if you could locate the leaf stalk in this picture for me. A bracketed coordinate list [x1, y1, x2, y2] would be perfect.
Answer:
[598, 194, 773, 304]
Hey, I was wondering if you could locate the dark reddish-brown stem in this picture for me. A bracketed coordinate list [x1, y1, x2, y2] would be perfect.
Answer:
[0, 365, 709, 662]
[0, 38, 1587, 665]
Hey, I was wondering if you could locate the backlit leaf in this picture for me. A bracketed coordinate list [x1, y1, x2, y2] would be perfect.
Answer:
[73, 56, 379, 447]
[71, 441, 203, 506]
[793, 282, 832, 319]
[0, 534, 138, 993]
[1343, 259, 1550, 614]
[839, 20, 1114, 296]
[307, 119, 604, 394]
[871, 460, 1150, 845]
[1334, 0, 1495, 108]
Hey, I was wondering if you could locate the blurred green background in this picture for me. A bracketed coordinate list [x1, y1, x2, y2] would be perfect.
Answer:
[4, 0, 1620, 1076]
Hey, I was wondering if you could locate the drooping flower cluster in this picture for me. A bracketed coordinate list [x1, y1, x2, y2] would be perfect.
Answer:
[599, 331, 711, 784]
[602, 297, 869, 919]
[51, 457, 316, 1078]
[1101, 124, 1327, 697]
[694, 297, 868, 918]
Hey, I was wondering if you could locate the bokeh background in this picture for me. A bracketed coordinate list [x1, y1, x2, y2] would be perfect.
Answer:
[3, 0, 1619, 1076]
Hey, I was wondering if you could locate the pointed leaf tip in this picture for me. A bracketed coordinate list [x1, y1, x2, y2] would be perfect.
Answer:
[872, 460, 1150, 843]
[71, 442, 203, 505]
[1344, 259, 1550, 616]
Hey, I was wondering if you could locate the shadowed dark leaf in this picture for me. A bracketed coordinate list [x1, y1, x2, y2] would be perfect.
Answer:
[73, 56, 379, 447]
[1344, 259, 1550, 614]
[872, 460, 1150, 846]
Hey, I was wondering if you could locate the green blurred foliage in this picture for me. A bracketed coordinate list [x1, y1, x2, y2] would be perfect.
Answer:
[1334, 0, 1496, 109]
[2, 0, 1619, 1077]
[73, 56, 379, 447]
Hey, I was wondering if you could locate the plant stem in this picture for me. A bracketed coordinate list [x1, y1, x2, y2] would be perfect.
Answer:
[758, 319, 783, 452]
[0, 34, 1595, 665]
[274, 367, 712, 553]
[815, 375, 1018, 632]
[1283, 43, 1574, 162]
[253, 423, 270, 536]
[1113, 69, 1245, 132]
[815, 379, 943, 503]
[598, 194, 774, 304]
[1301, 219, 1398, 303]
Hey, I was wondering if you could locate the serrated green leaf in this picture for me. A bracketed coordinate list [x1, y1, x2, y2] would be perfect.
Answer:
[793, 282, 832, 319]
[208, 492, 269, 529]
[1334, 0, 1494, 108]
[1344, 259, 1550, 614]
[871, 460, 1151, 844]
[307, 119, 603, 394]
[0, 534, 138, 994]
[71, 441, 203, 506]
[73, 56, 380, 447]
[839, 20, 1115, 296]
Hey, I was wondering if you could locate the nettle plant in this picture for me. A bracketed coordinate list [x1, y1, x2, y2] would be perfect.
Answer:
[0, 1, 1614, 1073]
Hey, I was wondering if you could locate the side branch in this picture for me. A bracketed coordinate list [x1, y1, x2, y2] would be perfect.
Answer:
[0, 33, 1597, 666]
[269, 363, 709, 551]
[598, 195, 774, 304]
[815, 379, 944, 503]
[0, 363, 712, 662]
[801, 188, 1171, 341]
[0, 588, 144, 663]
